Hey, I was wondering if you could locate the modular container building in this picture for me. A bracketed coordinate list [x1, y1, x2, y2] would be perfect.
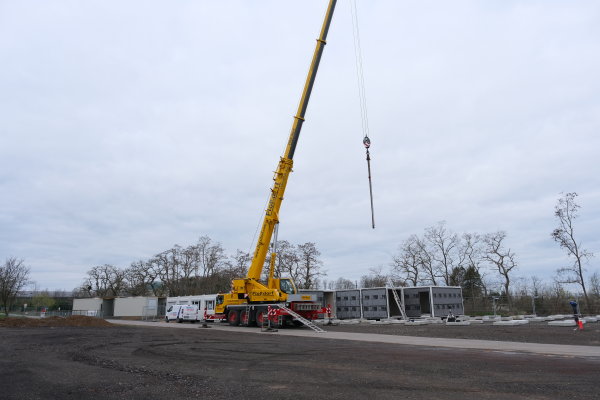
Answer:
[73, 296, 166, 318]
[335, 289, 361, 319]
[361, 287, 405, 320]
[72, 297, 103, 316]
[113, 296, 164, 318]
[72, 297, 117, 317]
[403, 286, 464, 318]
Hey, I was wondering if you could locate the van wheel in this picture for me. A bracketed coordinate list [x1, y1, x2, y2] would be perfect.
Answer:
[178, 318, 183, 323]
[227, 310, 240, 326]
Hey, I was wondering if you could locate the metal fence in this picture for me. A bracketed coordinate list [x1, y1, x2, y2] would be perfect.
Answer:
[463, 295, 600, 316]
[72, 310, 103, 318]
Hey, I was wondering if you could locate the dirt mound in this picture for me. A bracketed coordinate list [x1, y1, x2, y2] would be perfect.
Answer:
[0, 315, 113, 328]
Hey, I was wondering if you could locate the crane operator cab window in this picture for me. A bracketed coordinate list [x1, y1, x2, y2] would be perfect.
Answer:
[279, 278, 297, 295]
[216, 295, 224, 306]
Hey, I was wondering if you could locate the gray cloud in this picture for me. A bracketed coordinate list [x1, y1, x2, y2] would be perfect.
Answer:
[1, 1, 599, 290]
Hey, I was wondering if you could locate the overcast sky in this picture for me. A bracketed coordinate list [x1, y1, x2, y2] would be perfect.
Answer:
[1, 1, 599, 292]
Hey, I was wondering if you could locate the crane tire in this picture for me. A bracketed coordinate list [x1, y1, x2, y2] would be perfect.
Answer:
[227, 310, 240, 326]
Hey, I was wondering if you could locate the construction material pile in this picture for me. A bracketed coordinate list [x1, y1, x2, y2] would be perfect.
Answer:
[0, 315, 113, 328]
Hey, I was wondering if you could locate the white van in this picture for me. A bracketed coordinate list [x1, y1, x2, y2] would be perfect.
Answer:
[166, 294, 218, 321]
[165, 304, 198, 323]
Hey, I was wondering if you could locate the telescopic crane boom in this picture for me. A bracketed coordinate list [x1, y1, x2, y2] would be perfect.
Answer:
[247, 0, 336, 280]
[215, 1, 337, 325]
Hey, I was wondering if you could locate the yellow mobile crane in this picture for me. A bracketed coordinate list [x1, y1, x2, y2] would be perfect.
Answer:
[214, 0, 337, 328]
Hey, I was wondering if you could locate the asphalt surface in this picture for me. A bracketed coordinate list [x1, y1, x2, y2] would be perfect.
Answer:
[2, 320, 599, 399]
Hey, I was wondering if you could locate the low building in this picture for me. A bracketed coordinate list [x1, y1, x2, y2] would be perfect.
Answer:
[73, 296, 166, 318]
[72, 297, 103, 316]
[403, 286, 464, 318]
[361, 287, 406, 320]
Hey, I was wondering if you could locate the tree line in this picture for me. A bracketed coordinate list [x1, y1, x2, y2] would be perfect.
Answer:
[328, 192, 598, 314]
[3, 192, 596, 315]
[74, 236, 325, 298]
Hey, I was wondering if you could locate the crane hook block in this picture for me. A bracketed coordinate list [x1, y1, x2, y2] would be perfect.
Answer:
[363, 136, 371, 149]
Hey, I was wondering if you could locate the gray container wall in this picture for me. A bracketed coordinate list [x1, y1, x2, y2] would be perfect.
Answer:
[431, 287, 464, 317]
[403, 288, 430, 318]
[361, 288, 389, 319]
[335, 290, 361, 319]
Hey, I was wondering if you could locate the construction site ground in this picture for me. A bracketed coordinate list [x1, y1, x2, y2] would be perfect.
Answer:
[1, 317, 599, 400]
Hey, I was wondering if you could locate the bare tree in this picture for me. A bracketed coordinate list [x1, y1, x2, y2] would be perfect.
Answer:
[263, 240, 297, 282]
[391, 235, 422, 286]
[483, 231, 517, 309]
[296, 242, 325, 289]
[415, 235, 438, 285]
[83, 264, 126, 297]
[458, 233, 484, 272]
[230, 250, 251, 277]
[0, 257, 31, 316]
[334, 277, 355, 290]
[551, 192, 593, 313]
[360, 266, 388, 288]
[124, 260, 161, 296]
[196, 236, 226, 279]
[425, 221, 459, 285]
[590, 272, 600, 298]
[589, 271, 600, 313]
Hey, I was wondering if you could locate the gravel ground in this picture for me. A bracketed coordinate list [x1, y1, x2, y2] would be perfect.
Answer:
[322, 320, 600, 346]
[1, 321, 599, 400]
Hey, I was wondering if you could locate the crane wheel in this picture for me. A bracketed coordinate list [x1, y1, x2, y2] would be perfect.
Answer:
[240, 309, 253, 327]
[227, 310, 240, 326]
[255, 310, 267, 327]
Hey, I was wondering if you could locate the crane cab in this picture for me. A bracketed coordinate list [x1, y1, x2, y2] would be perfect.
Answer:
[271, 278, 296, 295]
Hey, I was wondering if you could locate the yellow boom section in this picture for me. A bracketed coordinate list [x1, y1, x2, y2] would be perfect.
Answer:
[245, 0, 337, 281]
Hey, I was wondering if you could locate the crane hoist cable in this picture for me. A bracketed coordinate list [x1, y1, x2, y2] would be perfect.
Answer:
[350, 0, 375, 229]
